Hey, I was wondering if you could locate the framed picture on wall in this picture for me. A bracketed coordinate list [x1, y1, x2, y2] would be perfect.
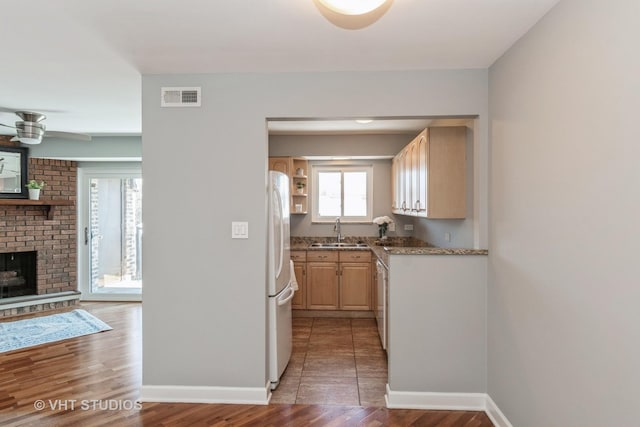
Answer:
[0, 146, 29, 199]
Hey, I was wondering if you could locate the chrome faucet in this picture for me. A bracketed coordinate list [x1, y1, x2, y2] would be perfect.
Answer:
[334, 217, 342, 243]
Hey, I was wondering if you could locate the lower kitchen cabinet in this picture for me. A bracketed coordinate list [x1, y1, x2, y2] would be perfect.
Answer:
[339, 263, 371, 310]
[307, 261, 339, 310]
[292, 265, 306, 309]
[291, 251, 307, 309]
[304, 250, 372, 311]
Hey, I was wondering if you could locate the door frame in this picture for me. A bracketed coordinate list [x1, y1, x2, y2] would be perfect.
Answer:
[77, 164, 142, 301]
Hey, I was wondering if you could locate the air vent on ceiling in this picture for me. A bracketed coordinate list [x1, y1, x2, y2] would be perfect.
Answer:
[161, 87, 201, 107]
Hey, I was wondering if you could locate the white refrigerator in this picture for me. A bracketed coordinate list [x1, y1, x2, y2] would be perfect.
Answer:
[267, 171, 294, 390]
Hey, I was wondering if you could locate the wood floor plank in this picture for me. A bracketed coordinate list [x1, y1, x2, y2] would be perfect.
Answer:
[0, 302, 494, 426]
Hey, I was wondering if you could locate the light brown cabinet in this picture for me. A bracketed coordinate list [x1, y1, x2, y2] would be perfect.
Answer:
[269, 157, 293, 176]
[307, 264, 339, 309]
[291, 250, 307, 309]
[392, 126, 466, 219]
[269, 157, 309, 215]
[305, 250, 371, 311]
[339, 263, 371, 310]
[291, 158, 308, 215]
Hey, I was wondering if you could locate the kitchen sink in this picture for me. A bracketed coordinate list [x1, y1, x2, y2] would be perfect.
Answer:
[309, 242, 369, 248]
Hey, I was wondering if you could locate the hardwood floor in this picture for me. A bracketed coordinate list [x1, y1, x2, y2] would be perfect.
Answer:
[0, 302, 494, 426]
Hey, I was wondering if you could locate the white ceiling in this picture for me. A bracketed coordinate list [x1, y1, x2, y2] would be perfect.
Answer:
[0, 0, 558, 136]
[267, 117, 475, 135]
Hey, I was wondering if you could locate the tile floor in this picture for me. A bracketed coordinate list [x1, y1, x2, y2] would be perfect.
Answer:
[271, 317, 388, 406]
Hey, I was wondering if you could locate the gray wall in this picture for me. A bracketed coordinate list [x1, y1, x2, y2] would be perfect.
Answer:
[270, 134, 414, 238]
[29, 135, 141, 161]
[269, 133, 410, 157]
[388, 254, 486, 393]
[488, 1, 640, 426]
[142, 70, 489, 391]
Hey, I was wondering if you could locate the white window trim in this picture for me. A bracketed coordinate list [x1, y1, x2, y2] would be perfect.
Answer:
[311, 164, 373, 223]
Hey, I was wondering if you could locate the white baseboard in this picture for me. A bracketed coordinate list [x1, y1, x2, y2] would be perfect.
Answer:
[385, 384, 486, 410]
[385, 385, 513, 426]
[485, 395, 513, 427]
[139, 382, 271, 405]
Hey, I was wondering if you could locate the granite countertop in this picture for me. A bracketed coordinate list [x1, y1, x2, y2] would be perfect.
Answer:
[290, 236, 488, 266]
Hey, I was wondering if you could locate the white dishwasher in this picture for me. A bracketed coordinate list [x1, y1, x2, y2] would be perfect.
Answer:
[375, 260, 388, 351]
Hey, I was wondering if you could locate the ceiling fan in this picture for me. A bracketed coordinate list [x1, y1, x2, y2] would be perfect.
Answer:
[0, 109, 92, 145]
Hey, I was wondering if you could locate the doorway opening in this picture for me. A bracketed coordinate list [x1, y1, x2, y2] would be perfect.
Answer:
[79, 166, 142, 301]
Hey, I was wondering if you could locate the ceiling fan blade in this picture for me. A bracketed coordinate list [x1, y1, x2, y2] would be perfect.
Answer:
[0, 106, 65, 114]
[44, 130, 92, 142]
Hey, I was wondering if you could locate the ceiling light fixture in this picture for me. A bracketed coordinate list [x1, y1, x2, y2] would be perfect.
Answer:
[12, 118, 45, 145]
[313, 0, 393, 30]
[355, 119, 373, 124]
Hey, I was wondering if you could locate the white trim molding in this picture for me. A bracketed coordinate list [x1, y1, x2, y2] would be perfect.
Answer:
[385, 385, 486, 410]
[385, 386, 513, 426]
[139, 382, 271, 405]
[485, 395, 514, 427]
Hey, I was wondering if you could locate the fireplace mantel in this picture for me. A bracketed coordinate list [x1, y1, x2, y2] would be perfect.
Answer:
[0, 199, 75, 220]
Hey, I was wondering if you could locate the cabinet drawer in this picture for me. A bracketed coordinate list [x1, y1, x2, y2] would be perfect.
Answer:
[306, 251, 339, 262]
[339, 251, 370, 263]
[290, 251, 306, 262]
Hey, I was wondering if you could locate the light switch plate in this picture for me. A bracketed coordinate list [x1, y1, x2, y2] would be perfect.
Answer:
[232, 222, 249, 239]
[404, 224, 414, 231]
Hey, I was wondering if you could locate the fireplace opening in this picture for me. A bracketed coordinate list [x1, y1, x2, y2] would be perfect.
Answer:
[0, 251, 37, 299]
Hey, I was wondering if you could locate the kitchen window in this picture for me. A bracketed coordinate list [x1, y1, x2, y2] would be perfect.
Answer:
[311, 165, 373, 223]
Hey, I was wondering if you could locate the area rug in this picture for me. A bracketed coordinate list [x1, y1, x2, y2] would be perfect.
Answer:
[0, 309, 112, 353]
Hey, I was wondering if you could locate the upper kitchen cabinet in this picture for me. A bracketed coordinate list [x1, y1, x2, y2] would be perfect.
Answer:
[392, 127, 466, 219]
[268, 156, 293, 176]
[269, 156, 309, 215]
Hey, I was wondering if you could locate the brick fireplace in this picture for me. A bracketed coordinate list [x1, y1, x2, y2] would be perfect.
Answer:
[0, 142, 78, 316]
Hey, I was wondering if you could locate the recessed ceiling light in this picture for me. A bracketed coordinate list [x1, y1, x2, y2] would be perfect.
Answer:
[355, 119, 373, 124]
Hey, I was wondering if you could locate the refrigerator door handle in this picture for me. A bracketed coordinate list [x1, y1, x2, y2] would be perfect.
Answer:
[277, 285, 295, 306]
[273, 188, 285, 280]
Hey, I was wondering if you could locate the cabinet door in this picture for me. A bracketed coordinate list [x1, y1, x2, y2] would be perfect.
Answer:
[392, 154, 403, 213]
[427, 127, 466, 218]
[307, 262, 339, 310]
[403, 146, 412, 214]
[269, 157, 292, 175]
[409, 139, 420, 215]
[391, 156, 398, 211]
[395, 150, 407, 213]
[416, 130, 428, 214]
[292, 261, 306, 309]
[340, 262, 371, 310]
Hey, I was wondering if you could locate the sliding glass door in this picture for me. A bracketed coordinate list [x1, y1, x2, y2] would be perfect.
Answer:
[79, 166, 142, 300]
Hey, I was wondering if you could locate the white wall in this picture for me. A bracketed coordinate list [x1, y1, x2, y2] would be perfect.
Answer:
[488, 1, 640, 425]
[141, 70, 489, 397]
